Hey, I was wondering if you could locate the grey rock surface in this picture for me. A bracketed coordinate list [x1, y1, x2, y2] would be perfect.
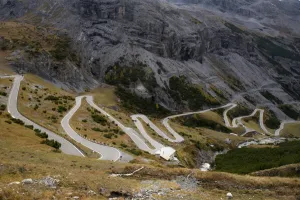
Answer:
[0, 0, 299, 116]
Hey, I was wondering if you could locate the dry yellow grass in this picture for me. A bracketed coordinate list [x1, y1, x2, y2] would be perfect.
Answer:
[282, 123, 300, 137]
[0, 110, 300, 199]
[0, 21, 60, 52]
[89, 86, 118, 107]
[243, 119, 265, 134]
[197, 111, 245, 134]
[169, 119, 246, 146]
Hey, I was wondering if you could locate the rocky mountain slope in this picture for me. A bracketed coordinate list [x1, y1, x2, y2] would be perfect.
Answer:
[0, 0, 299, 118]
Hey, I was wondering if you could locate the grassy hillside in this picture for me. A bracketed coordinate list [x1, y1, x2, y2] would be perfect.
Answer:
[1, 111, 300, 199]
[216, 141, 300, 174]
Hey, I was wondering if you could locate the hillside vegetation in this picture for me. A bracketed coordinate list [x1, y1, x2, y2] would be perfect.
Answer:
[216, 141, 300, 174]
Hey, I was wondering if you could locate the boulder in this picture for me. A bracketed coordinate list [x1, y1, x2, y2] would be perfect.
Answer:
[22, 178, 33, 184]
[227, 192, 233, 199]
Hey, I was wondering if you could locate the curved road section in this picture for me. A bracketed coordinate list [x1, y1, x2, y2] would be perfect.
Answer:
[275, 120, 299, 136]
[224, 104, 274, 136]
[61, 96, 133, 162]
[1, 75, 84, 157]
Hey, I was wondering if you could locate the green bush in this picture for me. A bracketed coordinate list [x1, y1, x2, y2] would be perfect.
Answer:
[92, 114, 107, 125]
[11, 118, 25, 125]
[49, 37, 71, 61]
[41, 139, 61, 150]
[57, 106, 67, 113]
[0, 104, 6, 111]
[0, 91, 7, 96]
[45, 95, 59, 101]
[104, 133, 113, 139]
[92, 127, 101, 132]
[25, 125, 34, 130]
[264, 110, 281, 129]
[35, 131, 48, 139]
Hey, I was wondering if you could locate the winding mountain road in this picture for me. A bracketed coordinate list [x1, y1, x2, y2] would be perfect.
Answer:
[3, 73, 297, 162]
[1, 75, 84, 157]
[223, 103, 272, 135]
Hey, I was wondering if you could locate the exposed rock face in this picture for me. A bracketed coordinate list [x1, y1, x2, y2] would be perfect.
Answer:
[0, 0, 299, 116]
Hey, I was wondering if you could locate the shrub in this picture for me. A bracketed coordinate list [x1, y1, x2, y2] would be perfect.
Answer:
[25, 125, 34, 130]
[265, 110, 281, 129]
[82, 119, 87, 123]
[92, 128, 101, 132]
[57, 106, 67, 113]
[34, 129, 41, 133]
[41, 139, 61, 150]
[49, 37, 71, 61]
[92, 114, 107, 125]
[35, 131, 48, 139]
[104, 133, 113, 139]
[0, 91, 7, 96]
[11, 118, 24, 125]
[121, 143, 128, 148]
[0, 104, 6, 111]
[45, 95, 59, 101]
[34, 105, 39, 110]
[5, 120, 12, 124]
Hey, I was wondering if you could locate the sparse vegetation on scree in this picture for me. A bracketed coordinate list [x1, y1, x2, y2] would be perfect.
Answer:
[176, 114, 232, 133]
[115, 86, 170, 116]
[168, 76, 219, 110]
